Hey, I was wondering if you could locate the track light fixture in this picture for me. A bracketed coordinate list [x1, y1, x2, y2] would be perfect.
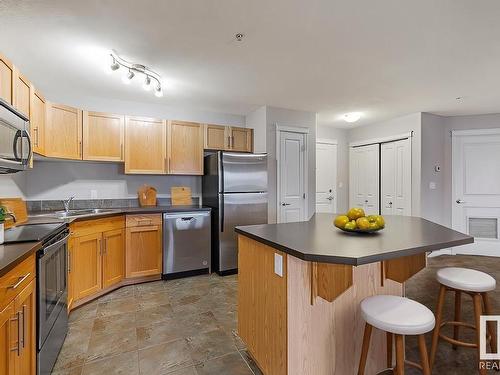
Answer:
[108, 50, 163, 97]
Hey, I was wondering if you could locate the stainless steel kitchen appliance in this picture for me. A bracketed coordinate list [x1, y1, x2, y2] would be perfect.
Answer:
[202, 152, 268, 275]
[0, 98, 31, 174]
[162, 211, 211, 278]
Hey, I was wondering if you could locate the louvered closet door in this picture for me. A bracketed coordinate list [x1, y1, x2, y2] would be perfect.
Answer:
[381, 138, 412, 216]
[349, 144, 379, 215]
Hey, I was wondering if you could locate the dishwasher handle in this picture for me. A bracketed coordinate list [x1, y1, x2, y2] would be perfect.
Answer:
[163, 212, 210, 219]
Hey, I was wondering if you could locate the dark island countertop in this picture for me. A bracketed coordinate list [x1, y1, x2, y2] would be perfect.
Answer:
[235, 214, 474, 266]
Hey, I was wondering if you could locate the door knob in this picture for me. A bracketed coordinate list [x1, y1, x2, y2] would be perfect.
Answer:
[327, 196, 334, 201]
[364, 200, 368, 203]
[456, 199, 466, 204]
[388, 201, 393, 206]
[281, 202, 291, 206]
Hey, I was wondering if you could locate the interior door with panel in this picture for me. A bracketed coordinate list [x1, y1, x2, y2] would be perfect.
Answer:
[230, 127, 253, 152]
[168, 120, 204, 175]
[381, 138, 411, 216]
[125, 116, 166, 174]
[45, 103, 82, 160]
[204, 124, 228, 150]
[0, 53, 13, 104]
[452, 130, 500, 256]
[83, 111, 125, 161]
[278, 131, 306, 223]
[316, 141, 337, 213]
[102, 229, 125, 288]
[72, 233, 102, 300]
[349, 144, 379, 215]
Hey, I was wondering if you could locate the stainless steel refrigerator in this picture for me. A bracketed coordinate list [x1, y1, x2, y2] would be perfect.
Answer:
[202, 152, 268, 275]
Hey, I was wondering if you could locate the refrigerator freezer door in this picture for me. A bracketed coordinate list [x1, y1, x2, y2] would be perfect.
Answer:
[222, 153, 267, 193]
[219, 192, 268, 272]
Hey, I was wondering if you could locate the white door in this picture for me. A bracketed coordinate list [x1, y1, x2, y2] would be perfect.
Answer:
[278, 131, 306, 223]
[316, 140, 337, 213]
[349, 144, 380, 215]
[452, 130, 500, 256]
[381, 138, 412, 216]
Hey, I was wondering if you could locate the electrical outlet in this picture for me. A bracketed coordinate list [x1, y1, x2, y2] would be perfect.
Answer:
[274, 253, 283, 277]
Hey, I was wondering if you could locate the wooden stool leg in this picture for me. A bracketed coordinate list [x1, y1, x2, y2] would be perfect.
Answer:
[453, 291, 462, 350]
[395, 334, 405, 375]
[357, 323, 373, 375]
[473, 293, 487, 375]
[418, 335, 431, 375]
[386, 332, 393, 368]
[430, 284, 446, 369]
[482, 292, 498, 354]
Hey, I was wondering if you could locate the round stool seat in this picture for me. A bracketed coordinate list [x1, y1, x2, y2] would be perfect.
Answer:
[361, 295, 435, 335]
[436, 267, 496, 292]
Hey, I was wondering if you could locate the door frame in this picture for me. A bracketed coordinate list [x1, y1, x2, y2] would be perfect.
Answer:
[275, 124, 309, 223]
[316, 138, 338, 213]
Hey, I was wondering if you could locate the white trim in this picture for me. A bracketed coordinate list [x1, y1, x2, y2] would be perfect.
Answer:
[452, 128, 500, 137]
[276, 126, 309, 223]
[349, 132, 412, 147]
[276, 123, 310, 134]
[316, 138, 338, 145]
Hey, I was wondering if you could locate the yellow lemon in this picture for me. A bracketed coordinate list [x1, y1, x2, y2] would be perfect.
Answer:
[347, 207, 365, 221]
[334, 215, 350, 229]
[356, 217, 370, 230]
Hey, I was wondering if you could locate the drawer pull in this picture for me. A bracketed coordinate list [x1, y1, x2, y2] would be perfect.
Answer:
[8, 273, 31, 289]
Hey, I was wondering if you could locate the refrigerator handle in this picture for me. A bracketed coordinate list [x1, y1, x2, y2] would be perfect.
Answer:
[219, 193, 224, 232]
[219, 151, 224, 193]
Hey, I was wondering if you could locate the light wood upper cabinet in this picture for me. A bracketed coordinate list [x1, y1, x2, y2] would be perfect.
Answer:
[167, 120, 204, 175]
[230, 126, 253, 152]
[14, 280, 36, 375]
[204, 124, 228, 150]
[83, 111, 125, 162]
[30, 89, 46, 155]
[12, 68, 31, 119]
[125, 116, 167, 174]
[0, 301, 15, 375]
[102, 228, 125, 288]
[0, 53, 13, 105]
[72, 232, 102, 300]
[125, 214, 162, 279]
[45, 102, 83, 160]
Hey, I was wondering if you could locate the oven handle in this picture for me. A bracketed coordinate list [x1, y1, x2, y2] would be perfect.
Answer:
[39, 233, 70, 257]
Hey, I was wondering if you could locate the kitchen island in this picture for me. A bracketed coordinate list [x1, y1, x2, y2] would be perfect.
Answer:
[235, 214, 473, 375]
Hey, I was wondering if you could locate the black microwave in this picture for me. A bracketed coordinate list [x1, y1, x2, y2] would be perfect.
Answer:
[0, 98, 31, 173]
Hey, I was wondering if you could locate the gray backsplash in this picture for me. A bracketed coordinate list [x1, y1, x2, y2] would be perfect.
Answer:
[27, 197, 200, 212]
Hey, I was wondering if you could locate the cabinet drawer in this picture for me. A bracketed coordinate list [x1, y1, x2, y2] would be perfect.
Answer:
[0, 254, 35, 309]
[126, 214, 162, 227]
[70, 215, 125, 237]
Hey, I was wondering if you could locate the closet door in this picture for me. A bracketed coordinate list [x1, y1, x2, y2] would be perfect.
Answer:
[349, 144, 379, 215]
[381, 139, 412, 216]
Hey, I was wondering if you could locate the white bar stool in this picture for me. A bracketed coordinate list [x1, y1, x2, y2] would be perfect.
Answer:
[429, 267, 497, 375]
[357, 295, 435, 375]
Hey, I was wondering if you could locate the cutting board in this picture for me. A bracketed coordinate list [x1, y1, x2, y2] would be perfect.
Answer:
[138, 185, 157, 207]
[0, 198, 28, 229]
[171, 187, 192, 206]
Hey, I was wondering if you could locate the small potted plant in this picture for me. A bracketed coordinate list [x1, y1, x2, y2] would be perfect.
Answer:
[0, 206, 6, 245]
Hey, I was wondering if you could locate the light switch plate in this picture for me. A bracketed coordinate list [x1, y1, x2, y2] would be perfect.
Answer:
[274, 253, 283, 277]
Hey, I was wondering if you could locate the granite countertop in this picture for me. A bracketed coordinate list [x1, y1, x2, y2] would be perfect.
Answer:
[235, 213, 474, 266]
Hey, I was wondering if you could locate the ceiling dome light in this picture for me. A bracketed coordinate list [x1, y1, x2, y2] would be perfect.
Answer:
[343, 112, 362, 123]
[154, 84, 163, 98]
[122, 69, 134, 84]
[143, 75, 152, 91]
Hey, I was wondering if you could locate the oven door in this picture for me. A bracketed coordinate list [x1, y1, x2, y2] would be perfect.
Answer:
[0, 99, 31, 173]
[38, 233, 69, 348]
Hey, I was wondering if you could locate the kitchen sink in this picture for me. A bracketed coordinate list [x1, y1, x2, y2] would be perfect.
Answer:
[36, 208, 120, 219]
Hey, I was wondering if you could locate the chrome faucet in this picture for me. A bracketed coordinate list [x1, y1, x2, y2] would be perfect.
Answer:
[5, 211, 16, 223]
[62, 196, 75, 213]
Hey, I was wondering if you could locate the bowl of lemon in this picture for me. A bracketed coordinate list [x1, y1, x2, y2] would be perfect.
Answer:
[334, 208, 385, 233]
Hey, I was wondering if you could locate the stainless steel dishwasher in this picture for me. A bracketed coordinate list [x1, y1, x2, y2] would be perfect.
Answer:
[162, 211, 211, 278]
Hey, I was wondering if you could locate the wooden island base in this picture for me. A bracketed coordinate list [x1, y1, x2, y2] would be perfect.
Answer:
[237, 235, 426, 375]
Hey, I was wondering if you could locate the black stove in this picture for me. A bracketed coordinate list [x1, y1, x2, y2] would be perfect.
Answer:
[4, 223, 67, 244]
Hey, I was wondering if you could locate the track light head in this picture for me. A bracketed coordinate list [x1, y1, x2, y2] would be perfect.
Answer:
[143, 76, 152, 91]
[109, 56, 120, 71]
[154, 84, 163, 97]
[122, 69, 134, 84]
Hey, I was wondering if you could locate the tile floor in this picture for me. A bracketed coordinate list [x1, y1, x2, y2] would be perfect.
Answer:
[53, 254, 499, 375]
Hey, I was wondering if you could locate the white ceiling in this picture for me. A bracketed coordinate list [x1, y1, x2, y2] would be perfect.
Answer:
[1, 0, 500, 127]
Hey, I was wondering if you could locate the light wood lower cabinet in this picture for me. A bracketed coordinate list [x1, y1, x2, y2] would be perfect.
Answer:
[83, 111, 125, 162]
[14, 279, 36, 375]
[102, 229, 125, 288]
[0, 301, 16, 375]
[72, 232, 102, 300]
[45, 102, 83, 160]
[126, 214, 162, 278]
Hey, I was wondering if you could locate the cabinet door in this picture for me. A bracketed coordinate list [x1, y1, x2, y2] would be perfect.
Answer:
[14, 279, 35, 375]
[204, 124, 229, 150]
[0, 301, 16, 375]
[73, 233, 102, 300]
[168, 120, 203, 175]
[230, 127, 253, 152]
[12, 68, 31, 119]
[124, 116, 166, 174]
[0, 53, 13, 105]
[45, 102, 83, 160]
[126, 225, 162, 278]
[30, 89, 46, 155]
[102, 229, 125, 288]
[83, 111, 125, 162]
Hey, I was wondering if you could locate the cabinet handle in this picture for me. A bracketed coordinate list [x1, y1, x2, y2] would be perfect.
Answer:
[7, 273, 30, 289]
[79, 141, 82, 158]
[103, 238, 107, 255]
[22, 305, 26, 350]
[121, 144, 124, 160]
[98, 239, 102, 255]
[227, 136, 231, 148]
[231, 136, 235, 147]
[68, 251, 71, 273]
[33, 127, 38, 147]
[9, 313, 20, 355]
